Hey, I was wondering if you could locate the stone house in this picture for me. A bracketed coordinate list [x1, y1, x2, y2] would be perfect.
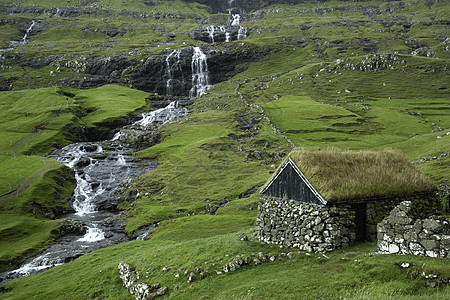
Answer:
[256, 150, 439, 252]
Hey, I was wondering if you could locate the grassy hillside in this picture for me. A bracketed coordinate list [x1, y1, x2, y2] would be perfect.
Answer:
[0, 85, 151, 272]
[0, 0, 448, 298]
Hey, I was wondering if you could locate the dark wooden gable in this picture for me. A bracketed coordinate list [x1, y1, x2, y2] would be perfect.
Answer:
[260, 159, 326, 205]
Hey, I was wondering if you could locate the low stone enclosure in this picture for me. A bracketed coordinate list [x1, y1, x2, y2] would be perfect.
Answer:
[378, 201, 449, 258]
[256, 150, 442, 253]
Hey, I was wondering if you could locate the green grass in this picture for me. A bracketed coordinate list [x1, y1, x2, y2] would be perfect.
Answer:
[287, 149, 436, 202]
[126, 103, 285, 232]
[0, 0, 449, 298]
[2, 219, 449, 299]
[0, 214, 60, 273]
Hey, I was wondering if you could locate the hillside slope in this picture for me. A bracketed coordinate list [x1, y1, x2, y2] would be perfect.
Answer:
[0, 0, 448, 298]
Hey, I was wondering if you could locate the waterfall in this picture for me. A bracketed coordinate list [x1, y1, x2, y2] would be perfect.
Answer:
[206, 26, 228, 43]
[189, 47, 211, 99]
[165, 49, 182, 97]
[206, 25, 215, 43]
[231, 14, 240, 26]
[238, 26, 248, 40]
[77, 227, 105, 242]
[22, 21, 37, 44]
[134, 102, 188, 126]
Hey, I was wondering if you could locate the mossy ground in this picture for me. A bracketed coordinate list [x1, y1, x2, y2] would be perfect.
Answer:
[0, 0, 449, 298]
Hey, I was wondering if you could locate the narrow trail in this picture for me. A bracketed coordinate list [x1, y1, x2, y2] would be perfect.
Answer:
[235, 82, 296, 149]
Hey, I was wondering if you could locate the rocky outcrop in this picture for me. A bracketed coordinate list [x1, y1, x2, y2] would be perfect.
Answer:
[256, 197, 356, 252]
[377, 201, 450, 258]
[58, 218, 86, 235]
[118, 125, 161, 150]
[185, 0, 331, 14]
[193, 25, 250, 43]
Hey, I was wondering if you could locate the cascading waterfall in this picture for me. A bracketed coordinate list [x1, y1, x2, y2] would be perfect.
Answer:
[165, 49, 182, 97]
[189, 47, 211, 99]
[0, 139, 156, 283]
[22, 20, 37, 44]
[207, 25, 216, 43]
[1, 20, 38, 52]
[135, 102, 188, 126]
[1, 40, 212, 287]
[238, 26, 248, 40]
[231, 14, 240, 26]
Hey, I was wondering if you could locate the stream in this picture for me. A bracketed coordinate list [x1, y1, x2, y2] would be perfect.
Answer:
[0, 45, 210, 285]
[0, 6, 249, 283]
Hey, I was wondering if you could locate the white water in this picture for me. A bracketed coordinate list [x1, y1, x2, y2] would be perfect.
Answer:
[238, 26, 247, 40]
[134, 101, 189, 126]
[9, 253, 64, 277]
[218, 26, 227, 40]
[231, 14, 240, 26]
[226, 32, 231, 42]
[117, 154, 126, 165]
[165, 49, 182, 97]
[1, 20, 37, 51]
[22, 20, 37, 44]
[112, 131, 121, 141]
[77, 227, 105, 243]
[207, 25, 216, 43]
[72, 173, 103, 215]
[2, 41, 211, 286]
[189, 47, 211, 99]
[206, 26, 228, 43]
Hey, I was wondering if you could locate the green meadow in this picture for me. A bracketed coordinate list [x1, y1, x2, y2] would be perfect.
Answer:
[0, 0, 449, 298]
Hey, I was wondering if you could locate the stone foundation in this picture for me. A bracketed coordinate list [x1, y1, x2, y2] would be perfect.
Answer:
[377, 201, 450, 258]
[256, 197, 356, 252]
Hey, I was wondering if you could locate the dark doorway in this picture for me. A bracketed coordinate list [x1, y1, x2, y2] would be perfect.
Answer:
[351, 203, 367, 242]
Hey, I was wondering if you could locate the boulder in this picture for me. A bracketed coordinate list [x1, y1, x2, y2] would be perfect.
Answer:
[118, 125, 161, 150]
[58, 218, 86, 235]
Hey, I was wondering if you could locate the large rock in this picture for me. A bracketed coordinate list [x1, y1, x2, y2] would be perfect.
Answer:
[118, 125, 161, 150]
[58, 218, 86, 235]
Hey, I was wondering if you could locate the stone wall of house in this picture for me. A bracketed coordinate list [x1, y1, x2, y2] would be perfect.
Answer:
[377, 201, 450, 258]
[256, 197, 356, 252]
[359, 192, 440, 242]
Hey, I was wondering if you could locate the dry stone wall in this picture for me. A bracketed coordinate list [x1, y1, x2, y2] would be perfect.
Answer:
[377, 201, 450, 258]
[118, 261, 168, 300]
[256, 197, 356, 252]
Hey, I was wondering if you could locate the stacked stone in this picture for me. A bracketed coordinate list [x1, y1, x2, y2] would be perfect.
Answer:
[377, 201, 450, 258]
[256, 197, 356, 252]
[118, 262, 167, 300]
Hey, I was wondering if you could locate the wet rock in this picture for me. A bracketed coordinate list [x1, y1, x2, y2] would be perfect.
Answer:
[80, 144, 98, 152]
[118, 125, 161, 150]
[58, 218, 86, 235]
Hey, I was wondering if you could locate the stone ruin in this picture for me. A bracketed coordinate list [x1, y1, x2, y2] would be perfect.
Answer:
[377, 201, 449, 258]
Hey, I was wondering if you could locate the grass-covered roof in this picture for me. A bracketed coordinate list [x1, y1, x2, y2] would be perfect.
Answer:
[285, 149, 436, 202]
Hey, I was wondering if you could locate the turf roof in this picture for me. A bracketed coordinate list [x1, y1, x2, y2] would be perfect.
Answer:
[269, 149, 437, 203]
